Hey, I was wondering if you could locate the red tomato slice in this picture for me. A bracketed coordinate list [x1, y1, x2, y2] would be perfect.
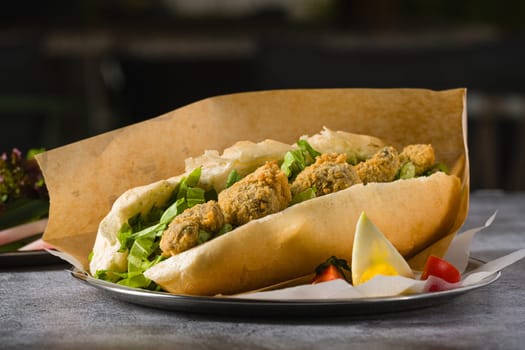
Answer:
[311, 265, 345, 284]
[421, 255, 461, 283]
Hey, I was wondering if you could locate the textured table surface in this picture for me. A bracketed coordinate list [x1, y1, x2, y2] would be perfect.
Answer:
[1, 190, 524, 350]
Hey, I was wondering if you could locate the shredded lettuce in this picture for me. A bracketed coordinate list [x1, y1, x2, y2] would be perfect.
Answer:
[95, 167, 207, 289]
[176, 167, 201, 200]
[197, 229, 212, 245]
[216, 223, 233, 237]
[427, 163, 449, 175]
[117, 231, 161, 288]
[94, 269, 128, 283]
[226, 169, 242, 188]
[397, 161, 450, 180]
[184, 166, 201, 187]
[297, 139, 321, 160]
[290, 187, 317, 205]
[281, 140, 320, 179]
[398, 162, 416, 179]
[159, 198, 185, 225]
[186, 187, 206, 207]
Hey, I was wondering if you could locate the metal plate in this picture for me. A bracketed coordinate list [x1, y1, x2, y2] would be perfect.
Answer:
[71, 258, 500, 317]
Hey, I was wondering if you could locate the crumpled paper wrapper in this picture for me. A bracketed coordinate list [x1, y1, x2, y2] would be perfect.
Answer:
[36, 88, 469, 270]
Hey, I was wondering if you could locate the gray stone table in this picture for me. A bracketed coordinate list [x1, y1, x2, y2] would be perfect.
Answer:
[1, 190, 524, 350]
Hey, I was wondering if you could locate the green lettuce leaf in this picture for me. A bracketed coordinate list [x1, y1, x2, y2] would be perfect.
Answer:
[280, 140, 320, 180]
[398, 162, 416, 179]
[97, 166, 209, 289]
[290, 187, 317, 205]
[226, 169, 241, 188]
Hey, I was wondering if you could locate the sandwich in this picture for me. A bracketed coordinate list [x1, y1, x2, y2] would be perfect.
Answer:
[89, 128, 461, 296]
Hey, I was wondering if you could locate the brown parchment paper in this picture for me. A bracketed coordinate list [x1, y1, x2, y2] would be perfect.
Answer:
[36, 88, 469, 270]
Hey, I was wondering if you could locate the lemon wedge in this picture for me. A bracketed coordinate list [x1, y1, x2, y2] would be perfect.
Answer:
[352, 212, 414, 285]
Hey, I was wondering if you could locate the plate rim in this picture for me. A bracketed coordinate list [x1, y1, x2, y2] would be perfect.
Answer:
[71, 257, 501, 315]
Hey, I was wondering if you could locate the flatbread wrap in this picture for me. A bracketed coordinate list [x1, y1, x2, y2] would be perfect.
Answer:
[89, 128, 461, 296]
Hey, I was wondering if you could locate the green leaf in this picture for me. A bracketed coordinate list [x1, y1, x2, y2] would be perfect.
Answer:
[121, 231, 163, 288]
[215, 223, 233, 237]
[186, 187, 205, 208]
[176, 167, 202, 201]
[26, 148, 46, 160]
[185, 167, 201, 187]
[131, 223, 166, 240]
[398, 162, 416, 179]
[280, 140, 320, 180]
[226, 169, 242, 188]
[290, 187, 317, 205]
[117, 272, 152, 289]
[297, 139, 320, 162]
[128, 244, 149, 273]
[117, 223, 133, 252]
[160, 198, 185, 224]
[197, 229, 212, 245]
[176, 180, 187, 200]
[427, 163, 449, 175]
[94, 269, 128, 283]
[280, 149, 305, 178]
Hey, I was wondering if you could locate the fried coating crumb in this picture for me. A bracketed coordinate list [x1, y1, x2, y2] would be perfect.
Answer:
[355, 146, 400, 184]
[291, 153, 361, 197]
[160, 201, 224, 257]
[400, 144, 435, 175]
[218, 161, 291, 226]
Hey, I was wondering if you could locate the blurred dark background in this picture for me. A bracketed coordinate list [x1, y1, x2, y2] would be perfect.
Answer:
[1, 0, 524, 190]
